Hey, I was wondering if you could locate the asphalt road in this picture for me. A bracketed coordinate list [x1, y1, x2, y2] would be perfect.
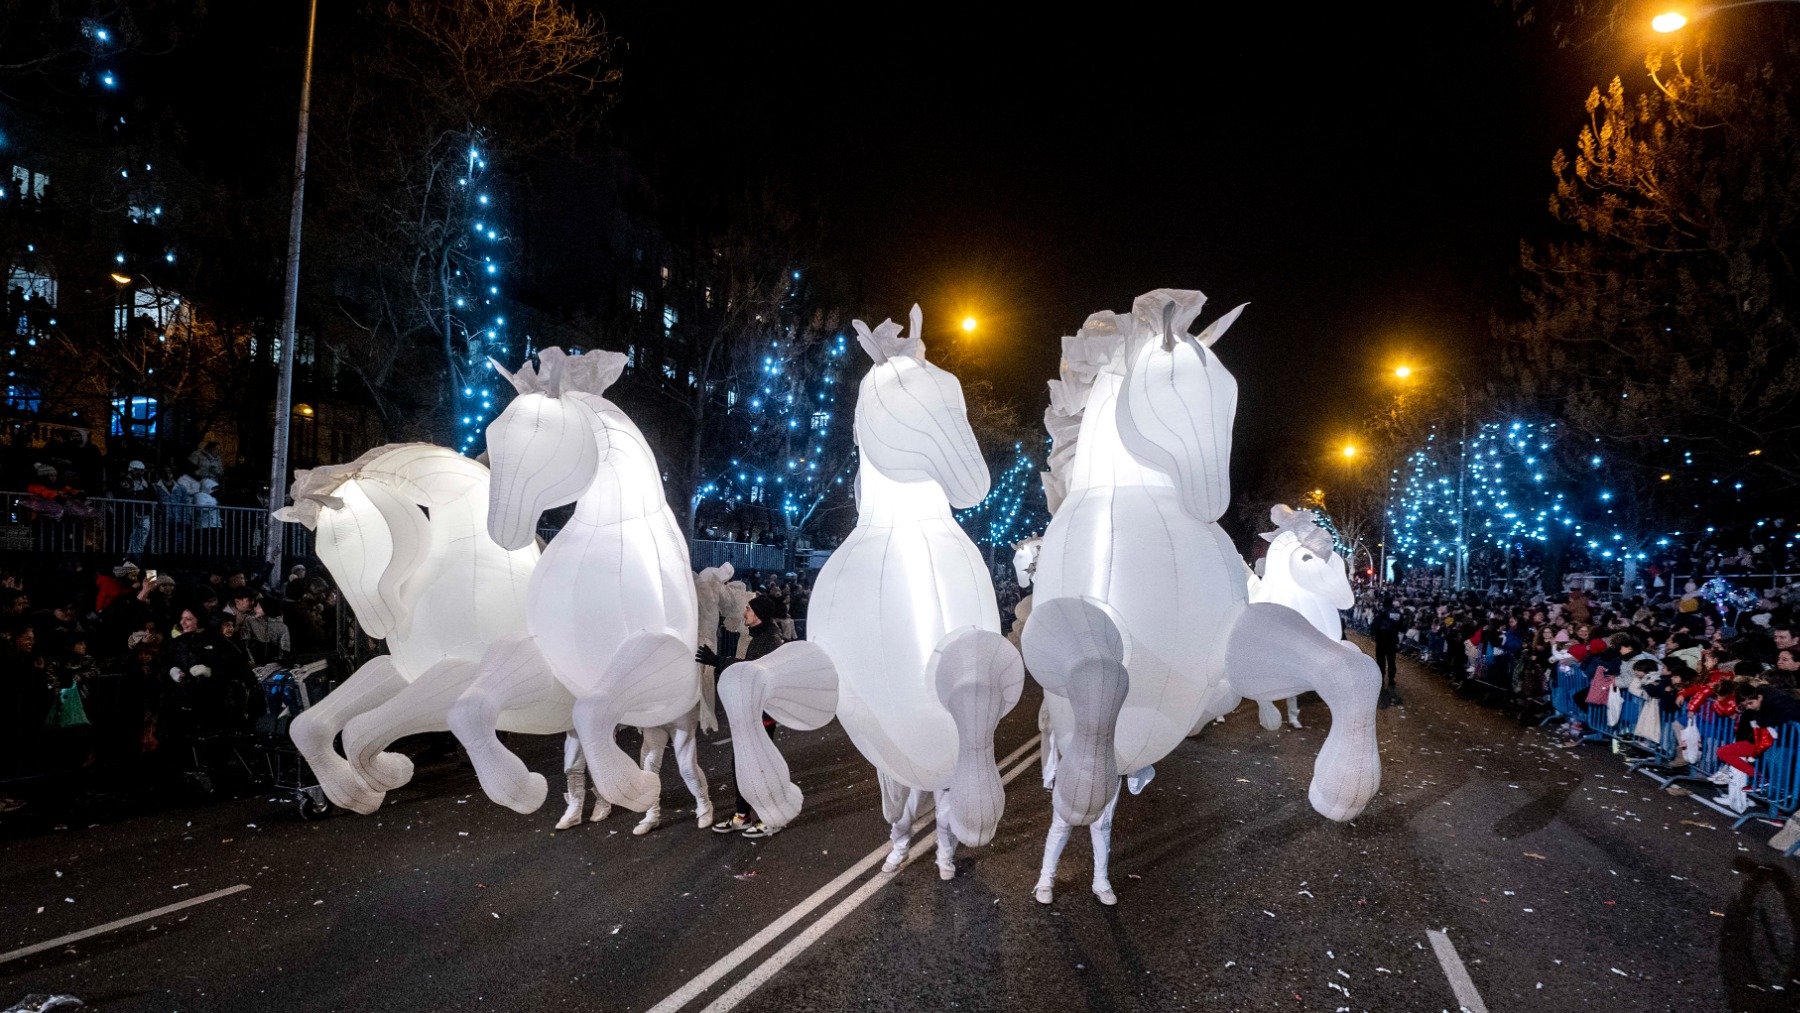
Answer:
[3, 639, 1797, 1012]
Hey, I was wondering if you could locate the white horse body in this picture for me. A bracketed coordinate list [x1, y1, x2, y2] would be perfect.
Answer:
[814, 460, 1001, 791]
[449, 348, 699, 815]
[1035, 369, 1245, 774]
[1025, 290, 1382, 830]
[720, 307, 1023, 848]
[281, 444, 543, 814]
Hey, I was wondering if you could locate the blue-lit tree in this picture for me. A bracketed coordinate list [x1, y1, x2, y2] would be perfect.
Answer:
[955, 439, 1048, 554]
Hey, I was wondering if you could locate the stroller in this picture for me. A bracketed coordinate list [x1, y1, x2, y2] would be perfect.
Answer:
[246, 657, 336, 819]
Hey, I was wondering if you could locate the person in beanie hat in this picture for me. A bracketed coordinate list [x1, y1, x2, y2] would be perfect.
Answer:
[696, 594, 787, 838]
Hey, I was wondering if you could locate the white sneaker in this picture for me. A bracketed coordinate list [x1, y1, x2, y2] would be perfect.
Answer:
[589, 798, 611, 823]
[633, 809, 663, 836]
[1092, 881, 1117, 906]
[555, 793, 583, 831]
[695, 803, 714, 830]
[1708, 767, 1734, 785]
[881, 843, 908, 873]
[937, 863, 955, 881]
[1033, 882, 1054, 905]
[1288, 715, 1303, 730]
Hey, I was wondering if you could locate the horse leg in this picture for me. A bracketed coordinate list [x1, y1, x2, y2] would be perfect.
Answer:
[1089, 785, 1121, 905]
[932, 627, 1025, 847]
[573, 631, 695, 813]
[1256, 700, 1282, 730]
[448, 635, 572, 814]
[341, 658, 480, 810]
[933, 789, 958, 880]
[1022, 598, 1127, 826]
[289, 655, 405, 813]
[717, 641, 839, 830]
[1225, 603, 1382, 821]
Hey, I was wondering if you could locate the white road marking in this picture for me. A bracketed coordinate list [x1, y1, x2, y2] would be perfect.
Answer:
[697, 745, 1045, 1013]
[0, 884, 251, 966]
[646, 735, 1042, 1013]
[1427, 928, 1490, 1013]
[712, 737, 732, 745]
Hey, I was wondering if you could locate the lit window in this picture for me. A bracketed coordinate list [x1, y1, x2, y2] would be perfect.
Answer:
[10, 164, 49, 200]
[659, 265, 670, 286]
[661, 362, 676, 380]
[726, 388, 737, 407]
[662, 305, 678, 335]
[629, 289, 646, 312]
[703, 286, 714, 308]
[811, 411, 829, 434]
[7, 267, 57, 308]
[4, 384, 41, 413]
[625, 344, 637, 367]
[110, 395, 158, 438]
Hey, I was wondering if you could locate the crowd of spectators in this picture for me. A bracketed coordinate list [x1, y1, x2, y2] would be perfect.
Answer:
[0, 557, 345, 818]
[1357, 570, 1800, 830]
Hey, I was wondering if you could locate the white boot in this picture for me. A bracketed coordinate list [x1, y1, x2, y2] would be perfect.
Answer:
[882, 840, 909, 874]
[555, 792, 584, 831]
[633, 806, 663, 836]
[589, 796, 611, 822]
[1286, 698, 1302, 729]
[1033, 878, 1054, 904]
[694, 800, 714, 830]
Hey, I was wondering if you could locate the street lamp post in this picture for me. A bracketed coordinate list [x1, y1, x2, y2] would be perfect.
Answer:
[265, 0, 318, 578]
[1393, 364, 1472, 591]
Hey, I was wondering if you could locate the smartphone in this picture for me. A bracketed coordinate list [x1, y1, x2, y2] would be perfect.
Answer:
[145, 569, 157, 583]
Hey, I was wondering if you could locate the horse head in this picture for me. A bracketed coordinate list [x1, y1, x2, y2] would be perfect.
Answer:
[1260, 504, 1353, 610]
[484, 348, 624, 550]
[275, 447, 437, 641]
[1114, 289, 1247, 523]
[850, 305, 990, 509]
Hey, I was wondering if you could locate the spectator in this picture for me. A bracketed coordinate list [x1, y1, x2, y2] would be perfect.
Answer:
[241, 597, 291, 667]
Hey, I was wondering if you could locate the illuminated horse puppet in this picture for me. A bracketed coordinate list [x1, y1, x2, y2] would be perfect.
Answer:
[279, 444, 550, 814]
[1243, 503, 1360, 730]
[447, 348, 706, 820]
[1022, 290, 1382, 891]
[718, 306, 1025, 878]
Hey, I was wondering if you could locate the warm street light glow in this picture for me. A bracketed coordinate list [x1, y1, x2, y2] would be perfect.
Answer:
[1393, 365, 1413, 379]
[1750, 448, 1763, 456]
[1342, 443, 1358, 459]
[1660, 473, 1673, 481]
[109, 272, 133, 285]
[961, 316, 978, 333]
[1652, 11, 1689, 32]
[295, 403, 315, 418]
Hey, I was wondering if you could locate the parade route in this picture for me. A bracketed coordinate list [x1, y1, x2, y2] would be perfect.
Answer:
[2, 641, 1792, 1011]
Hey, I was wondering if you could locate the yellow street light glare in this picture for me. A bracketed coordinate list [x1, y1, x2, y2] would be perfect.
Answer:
[109, 272, 133, 286]
[1660, 473, 1672, 481]
[1652, 11, 1688, 32]
[961, 316, 978, 333]
[1393, 365, 1413, 379]
[1342, 444, 1358, 459]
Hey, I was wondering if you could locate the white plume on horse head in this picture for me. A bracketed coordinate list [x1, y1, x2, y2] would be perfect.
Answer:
[850, 304, 990, 509]
[488, 346, 626, 399]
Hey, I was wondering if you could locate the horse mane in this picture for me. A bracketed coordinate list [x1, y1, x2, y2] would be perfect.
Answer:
[1040, 310, 1135, 512]
[850, 304, 926, 364]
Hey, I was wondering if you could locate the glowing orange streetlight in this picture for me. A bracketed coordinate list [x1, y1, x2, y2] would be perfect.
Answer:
[1342, 443, 1359, 459]
[1652, 10, 1689, 31]
[1393, 364, 1413, 379]
[961, 315, 978, 333]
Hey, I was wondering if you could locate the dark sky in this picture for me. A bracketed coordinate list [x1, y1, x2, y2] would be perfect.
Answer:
[597, 3, 1649, 469]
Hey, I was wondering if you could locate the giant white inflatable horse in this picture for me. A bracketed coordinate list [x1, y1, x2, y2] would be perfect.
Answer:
[447, 348, 702, 817]
[1244, 504, 1359, 729]
[1023, 290, 1381, 837]
[719, 306, 1025, 871]
[279, 444, 548, 814]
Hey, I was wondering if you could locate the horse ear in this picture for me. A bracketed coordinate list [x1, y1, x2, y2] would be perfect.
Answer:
[489, 357, 530, 395]
[1196, 303, 1249, 348]
[908, 304, 927, 361]
[851, 319, 885, 363]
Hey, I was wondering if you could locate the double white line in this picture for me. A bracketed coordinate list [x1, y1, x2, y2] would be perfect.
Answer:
[648, 734, 1044, 1013]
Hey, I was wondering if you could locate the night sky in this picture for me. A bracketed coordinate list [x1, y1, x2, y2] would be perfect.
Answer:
[598, 4, 1652, 468]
